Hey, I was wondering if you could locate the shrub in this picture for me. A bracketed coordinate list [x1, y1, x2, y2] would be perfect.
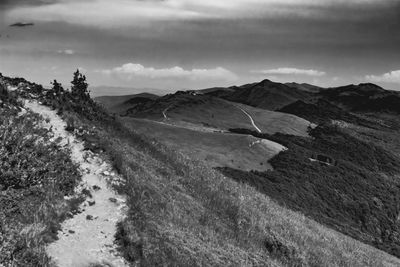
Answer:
[223, 124, 400, 258]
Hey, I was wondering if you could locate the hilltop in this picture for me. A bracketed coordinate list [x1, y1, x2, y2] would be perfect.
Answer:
[204, 79, 314, 110]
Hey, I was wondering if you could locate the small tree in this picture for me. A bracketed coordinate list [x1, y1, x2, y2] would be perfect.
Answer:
[48, 80, 65, 111]
[71, 69, 90, 101]
[51, 80, 64, 96]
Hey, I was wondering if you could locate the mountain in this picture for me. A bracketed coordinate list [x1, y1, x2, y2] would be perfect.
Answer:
[204, 79, 314, 110]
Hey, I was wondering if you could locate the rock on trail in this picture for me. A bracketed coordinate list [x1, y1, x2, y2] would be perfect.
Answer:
[25, 100, 128, 267]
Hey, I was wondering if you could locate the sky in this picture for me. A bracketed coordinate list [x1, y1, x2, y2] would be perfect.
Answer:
[0, 0, 399, 95]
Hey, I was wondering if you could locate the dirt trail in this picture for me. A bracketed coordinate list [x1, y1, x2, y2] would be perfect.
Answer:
[234, 104, 262, 133]
[25, 101, 128, 267]
[162, 105, 172, 119]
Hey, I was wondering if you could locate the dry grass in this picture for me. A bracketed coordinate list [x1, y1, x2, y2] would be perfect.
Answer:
[0, 105, 81, 266]
[74, 113, 400, 267]
[122, 117, 283, 172]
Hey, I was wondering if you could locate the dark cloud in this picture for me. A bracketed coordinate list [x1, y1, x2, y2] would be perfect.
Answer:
[10, 22, 34, 27]
[0, 0, 53, 7]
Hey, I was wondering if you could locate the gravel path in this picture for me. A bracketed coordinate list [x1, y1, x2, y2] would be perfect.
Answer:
[25, 100, 128, 267]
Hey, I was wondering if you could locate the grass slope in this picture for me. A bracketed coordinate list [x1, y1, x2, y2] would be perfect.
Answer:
[71, 106, 400, 266]
[221, 124, 400, 258]
[125, 91, 312, 136]
[0, 85, 81, 266]
[234, 103, 313, 136]
[122, 117, 284, 171]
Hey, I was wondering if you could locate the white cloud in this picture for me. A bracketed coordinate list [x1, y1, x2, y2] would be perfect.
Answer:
[101, 63, 237, 81]
[365, 70, 400, 84]
[6, 0, 393, 28]
[253, 67, 326, 77]
[57, 49, 75, 55]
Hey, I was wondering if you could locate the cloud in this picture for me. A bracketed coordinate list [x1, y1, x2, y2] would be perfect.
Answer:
[0, 0, 53, 7]
[9, 22, 34, 27]
[6, 0, 397, 28]
[57, 49, 75, 55]
[253, 67, 326, 76]
[101, 63, 237, 81]
[365, 70, 400, 84]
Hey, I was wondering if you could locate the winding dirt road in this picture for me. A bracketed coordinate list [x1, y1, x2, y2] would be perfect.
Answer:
[234, 105, 262, 133]
[162, 105, 172, 119]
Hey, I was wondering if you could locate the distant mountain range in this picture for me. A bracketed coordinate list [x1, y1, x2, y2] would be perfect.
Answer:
[89, 85, 166, 98]
[96, 79, 400, 124]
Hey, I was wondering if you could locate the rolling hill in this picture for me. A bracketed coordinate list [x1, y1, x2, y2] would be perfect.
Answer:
[122, 91, 313, 136]
[123, 117, 286, 171]
[95, 93, 159, 114]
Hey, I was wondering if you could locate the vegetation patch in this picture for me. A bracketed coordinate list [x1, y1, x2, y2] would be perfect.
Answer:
[223, 125, 400, 257]
[0, 95, 81, 266]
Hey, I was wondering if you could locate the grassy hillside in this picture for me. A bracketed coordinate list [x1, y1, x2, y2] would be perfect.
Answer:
[0, 82, 82, 266]
[235, 103, 313, 136]
[222, 124, 400, 258]
[124, 91, 312, 136]
[122, 117, 284, 171]
[69, 103, 400, 266]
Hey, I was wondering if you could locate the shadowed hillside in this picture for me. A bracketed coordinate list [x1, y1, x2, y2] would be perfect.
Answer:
[278, 99, 385, 129]
[320, 83, 400, 113]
